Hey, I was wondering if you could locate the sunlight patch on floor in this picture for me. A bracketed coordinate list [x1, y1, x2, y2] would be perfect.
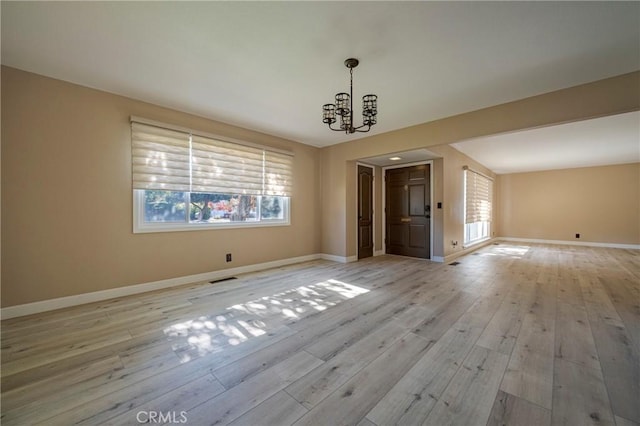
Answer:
[479, 244, 530, 259]
[163, 279, 369, 363]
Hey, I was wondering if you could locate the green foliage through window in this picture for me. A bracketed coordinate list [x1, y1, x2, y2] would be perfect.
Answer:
[143, 190, 287, 224]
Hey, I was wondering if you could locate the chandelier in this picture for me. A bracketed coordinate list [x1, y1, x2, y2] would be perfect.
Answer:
[322, 58, 377, 134]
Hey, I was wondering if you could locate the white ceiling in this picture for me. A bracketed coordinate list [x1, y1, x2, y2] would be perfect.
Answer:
[2, 1, 639, 153]
[360, 149, 441, 168]
[452, 111, 640, 174]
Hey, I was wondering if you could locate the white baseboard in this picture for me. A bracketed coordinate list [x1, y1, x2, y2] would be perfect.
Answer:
[444, 238, 497, 263]
[1, 254, 323, 320]
[374, 250, 385, 257]
[498, 237, 640, 250]
[319, 253, 358, 263]
[17, 237, 631, 320]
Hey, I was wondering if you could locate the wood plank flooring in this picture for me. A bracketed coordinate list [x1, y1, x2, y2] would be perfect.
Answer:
[1, 243, 639, 426]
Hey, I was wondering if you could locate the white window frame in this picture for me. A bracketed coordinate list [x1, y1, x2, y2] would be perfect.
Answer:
[131, 117, 292, 233]
[133, 191, 290, 233]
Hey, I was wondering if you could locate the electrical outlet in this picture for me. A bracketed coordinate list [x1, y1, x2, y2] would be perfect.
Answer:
[226, 253, 232, 262]
[575, 233, 580, 239]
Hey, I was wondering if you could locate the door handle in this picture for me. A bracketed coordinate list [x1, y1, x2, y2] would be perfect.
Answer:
[400, 217, 411, 223]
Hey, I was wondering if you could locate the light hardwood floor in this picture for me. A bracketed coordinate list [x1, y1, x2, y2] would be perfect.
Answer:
[1, 243, 638, 426]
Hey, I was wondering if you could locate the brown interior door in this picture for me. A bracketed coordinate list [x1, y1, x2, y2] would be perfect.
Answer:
[358, 165, 374, 259]
[385, 164, 430, 259]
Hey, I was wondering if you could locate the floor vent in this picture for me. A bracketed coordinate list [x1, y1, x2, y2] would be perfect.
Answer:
[472, 253, 480, 256]
[209, 277, 237, 284]
[449, 261, 461, 266]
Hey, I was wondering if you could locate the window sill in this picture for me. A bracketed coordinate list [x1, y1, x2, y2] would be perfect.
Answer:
[133, 220, 290, 234]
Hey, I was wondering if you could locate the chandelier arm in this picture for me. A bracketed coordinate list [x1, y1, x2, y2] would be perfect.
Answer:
[327, 123, 346, 132]
[352, 125, 372, 133]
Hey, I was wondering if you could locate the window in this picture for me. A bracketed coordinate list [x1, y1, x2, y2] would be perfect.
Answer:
[463, 167, 493, 246]
[132, 119, 292, 233]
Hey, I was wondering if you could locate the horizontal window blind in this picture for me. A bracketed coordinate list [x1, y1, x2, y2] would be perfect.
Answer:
[264, 150, 293, 196]
[191, 135, 265, 195]
[131, 120, 293, 196]
[464, 168, 493, 223]
[131, 122, 191, 191]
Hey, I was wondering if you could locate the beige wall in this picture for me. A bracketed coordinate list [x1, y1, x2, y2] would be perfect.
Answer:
[428, 145, 497, 256]
[498, 163, 640, 244]
[1, 67, 321, 307]
[2, 66, 639, 309]
[321, 72, 639, 258]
